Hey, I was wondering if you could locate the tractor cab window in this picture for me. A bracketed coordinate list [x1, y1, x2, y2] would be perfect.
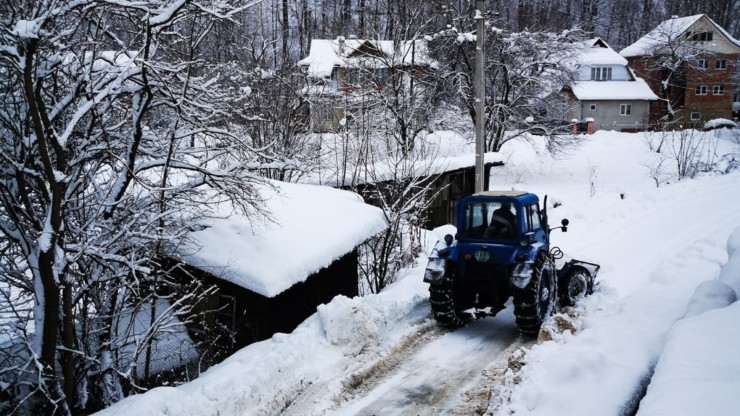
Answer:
[528, 204, 541, 231]
[460, 201, 518, 240]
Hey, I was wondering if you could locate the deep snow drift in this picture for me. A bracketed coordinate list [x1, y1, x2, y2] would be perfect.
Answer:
[635, 226, 740, 416]
[96, 130, 740, 416]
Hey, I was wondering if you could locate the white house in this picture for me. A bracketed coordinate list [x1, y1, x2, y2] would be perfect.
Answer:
[297, 37, 435, 132]
[564, 38, 658, 132]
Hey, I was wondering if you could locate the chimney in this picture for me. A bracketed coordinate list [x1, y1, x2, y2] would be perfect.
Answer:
[337, 36, 346, 55]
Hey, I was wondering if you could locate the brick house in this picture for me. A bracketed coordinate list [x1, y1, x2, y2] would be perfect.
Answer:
[620, 14, 740, 124]
[297, 37, 434, 132]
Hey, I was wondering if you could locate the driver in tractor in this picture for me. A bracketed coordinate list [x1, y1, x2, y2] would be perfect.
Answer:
[483, 201, 517, 239]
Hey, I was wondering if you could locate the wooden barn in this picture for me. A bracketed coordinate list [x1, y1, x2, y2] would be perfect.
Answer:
[172, 181, 387, 360]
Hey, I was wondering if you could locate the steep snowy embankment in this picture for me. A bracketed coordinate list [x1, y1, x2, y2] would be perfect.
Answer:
[635, 226, 740, 416]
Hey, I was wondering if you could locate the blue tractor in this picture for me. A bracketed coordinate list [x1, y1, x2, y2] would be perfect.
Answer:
[424, 191, 600, 336]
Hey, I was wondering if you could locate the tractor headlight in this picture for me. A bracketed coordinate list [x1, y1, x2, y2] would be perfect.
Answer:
[519, 238, 529, 247]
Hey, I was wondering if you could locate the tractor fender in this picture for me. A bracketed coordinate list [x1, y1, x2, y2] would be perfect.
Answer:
[510, 262, 535, 289]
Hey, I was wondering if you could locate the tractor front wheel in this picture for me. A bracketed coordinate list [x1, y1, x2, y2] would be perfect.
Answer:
[513, 251, 556, 337]
[429, 261, 472, 328]
[558, 268, 592, 308]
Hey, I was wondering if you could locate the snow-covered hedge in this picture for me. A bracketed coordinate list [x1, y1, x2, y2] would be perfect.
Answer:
[636, 226, 740, 416]
[703, 118, 738, 131]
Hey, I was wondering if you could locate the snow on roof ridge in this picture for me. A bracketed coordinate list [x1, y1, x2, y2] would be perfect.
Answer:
[620, 14, 740, 57]
[298, 37, 434, 78]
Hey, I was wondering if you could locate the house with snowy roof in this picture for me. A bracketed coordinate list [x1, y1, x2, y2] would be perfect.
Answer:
[561, 38, 658, 132]
[297, 37, 435, 132]
[621, 14, 740, 124]
[170, 180, 387, 357]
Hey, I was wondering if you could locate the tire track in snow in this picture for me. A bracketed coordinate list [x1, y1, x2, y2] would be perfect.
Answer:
[329, 309, 521, 416]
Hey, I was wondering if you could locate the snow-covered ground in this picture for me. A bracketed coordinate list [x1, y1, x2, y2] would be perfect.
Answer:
[96, 130, 740, 416]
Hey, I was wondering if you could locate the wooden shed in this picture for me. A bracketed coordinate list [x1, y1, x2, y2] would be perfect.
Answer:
[172, 181, 387, 359]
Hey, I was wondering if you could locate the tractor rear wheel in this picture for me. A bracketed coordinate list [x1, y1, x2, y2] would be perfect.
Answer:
[429, 261, 472, 328]
[513, 251, 556, 337]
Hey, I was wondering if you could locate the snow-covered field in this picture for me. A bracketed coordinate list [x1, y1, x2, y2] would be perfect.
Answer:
[96, 130, 740, 416]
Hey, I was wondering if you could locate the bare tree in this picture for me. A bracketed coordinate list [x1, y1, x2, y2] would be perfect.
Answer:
[0, 0, 274, 413]
[431, 8, 585, 152]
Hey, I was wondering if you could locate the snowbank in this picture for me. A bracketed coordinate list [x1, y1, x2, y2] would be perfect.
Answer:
[636, 227, 740, 416]
[636, 301, 740, 416]
[179, 181, 387, 297]
[719, 226, 740, 293]
[95, 263, 432, 416]
[704, 118, 738, 130]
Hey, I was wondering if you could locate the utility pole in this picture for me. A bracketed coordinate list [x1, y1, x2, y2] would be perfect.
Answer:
[474, 0, 486, 193]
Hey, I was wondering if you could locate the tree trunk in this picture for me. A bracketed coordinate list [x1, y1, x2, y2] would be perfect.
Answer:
[62, 284, 75, 409]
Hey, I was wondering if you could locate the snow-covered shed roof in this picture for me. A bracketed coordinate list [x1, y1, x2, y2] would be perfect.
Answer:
[178, 181, 387, 298]
[569, 77, 658, 101]
[298, 37, 434, 78]
[309, 151, 505, 188]
[579, 38, 628, 66]
[620, 14, 740, 58]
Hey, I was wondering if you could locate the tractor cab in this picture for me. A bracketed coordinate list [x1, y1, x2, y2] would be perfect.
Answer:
[457, 191, 547, 248]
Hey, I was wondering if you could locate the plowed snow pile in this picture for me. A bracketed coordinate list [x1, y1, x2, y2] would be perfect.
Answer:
[635, 226, 740, 416]
[95, 265, 434, 416]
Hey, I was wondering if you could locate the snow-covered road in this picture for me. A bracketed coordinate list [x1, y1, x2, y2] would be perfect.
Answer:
[334, 310, 520, 416]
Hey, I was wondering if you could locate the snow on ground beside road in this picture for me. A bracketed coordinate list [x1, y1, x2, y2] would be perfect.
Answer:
[636, 226, 740, 416]
[486, 132, 740, 416]
[493, 230, 733, 416]
[95, 258, 433, 416]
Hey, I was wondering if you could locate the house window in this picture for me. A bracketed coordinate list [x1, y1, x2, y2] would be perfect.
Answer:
[695, 85, 708, 95]
[375, 68, 388, 83]
[690, 112, 701, 121]
[318, 106, 333, 121]
[347, 68, 359, 85]
[590, 67, 612, 81]
[716, 59, 727, 69]
[662, 83, 673, 94]
[687, 31, 714, 41]
[698, 59, 709, 69]
[331, 68, 338, 88]
[713, 85, 725, 95]
[589, 104, 597, 111]
[620, 104, 632, 116]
